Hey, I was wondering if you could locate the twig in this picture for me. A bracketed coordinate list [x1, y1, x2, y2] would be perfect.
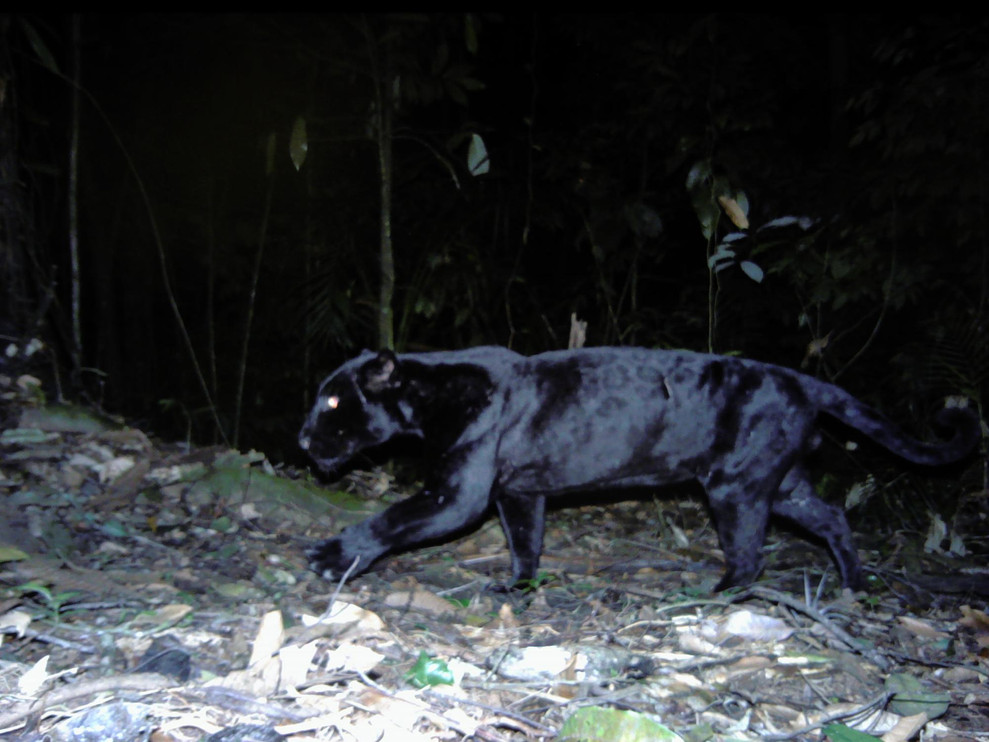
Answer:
[182, 685, 312, 723]
[319, 555, 362, 620]
[758, 690, 892, 741]
[674, 653, 776, 675]
[882, 649, 989, 678]
[0, 673, 171, 734]
[424, 688, 556, 735]
[354, 671, 513, 741]
[19, 628, 96, 653]
[738, 586, 890, 671]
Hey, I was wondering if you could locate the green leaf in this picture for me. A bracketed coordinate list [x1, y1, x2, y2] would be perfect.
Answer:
[685, 160, 711, 191]
[19, 18, 60, 75]
[460, 76, 486, 92]
[0, 428, 58, 445]
[406, 650, 455, 688]
[0, 546, 29, 563]
[886, 673, 949, 719]
[830, 255, 853, 280]
[17, 405, 114, 433]
[559, 707, 683, 742]
[733, 190, 750, 218]
[707, 244, 735, 270]
[100, 520, 129, 538]
[821, 723, 881, 741]
[467, 133, 489, 176]
[690, 196, 720, 241]
[464, 14, 479, 54]
[290, 116, 308, 171]
[444, 79, 468, 106]
[210, 516, 235, 534]
[739, 260, 764, 283]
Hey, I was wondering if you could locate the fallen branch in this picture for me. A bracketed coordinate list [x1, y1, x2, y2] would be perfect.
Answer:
[0, 673, 172, 735]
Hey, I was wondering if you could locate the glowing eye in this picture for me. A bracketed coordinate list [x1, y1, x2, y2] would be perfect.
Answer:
[325, 395, 339, 410]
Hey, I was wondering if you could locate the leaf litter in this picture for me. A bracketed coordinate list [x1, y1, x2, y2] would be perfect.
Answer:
[1, 374, 988, 741]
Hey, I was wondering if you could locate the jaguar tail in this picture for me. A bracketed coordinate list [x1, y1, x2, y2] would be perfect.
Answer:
[809, 380, 981, 466]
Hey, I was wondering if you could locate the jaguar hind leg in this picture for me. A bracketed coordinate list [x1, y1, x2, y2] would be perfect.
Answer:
[772, 463, 862, 589]
[707, 491, 772, 590]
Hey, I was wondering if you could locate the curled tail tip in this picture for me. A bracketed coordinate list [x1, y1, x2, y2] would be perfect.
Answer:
[934, 398, 982, 456]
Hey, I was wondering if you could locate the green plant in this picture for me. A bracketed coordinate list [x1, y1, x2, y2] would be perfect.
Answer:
[15, 581, 82, 624]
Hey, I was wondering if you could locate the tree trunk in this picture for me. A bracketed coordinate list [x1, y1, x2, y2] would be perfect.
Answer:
[375, 78, 395, 351]
[68, 14, 82, 380]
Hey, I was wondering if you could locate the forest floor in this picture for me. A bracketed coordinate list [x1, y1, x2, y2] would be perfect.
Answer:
[1, 373, 988, 742]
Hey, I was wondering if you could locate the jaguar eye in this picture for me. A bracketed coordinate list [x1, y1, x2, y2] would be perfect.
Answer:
[325, 395, 339, 410]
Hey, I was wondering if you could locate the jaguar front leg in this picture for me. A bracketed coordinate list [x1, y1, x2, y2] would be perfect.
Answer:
[309, 448, 497, 582]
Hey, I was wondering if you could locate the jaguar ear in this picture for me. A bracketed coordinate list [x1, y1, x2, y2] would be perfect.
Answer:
[362, 348, 402, 394]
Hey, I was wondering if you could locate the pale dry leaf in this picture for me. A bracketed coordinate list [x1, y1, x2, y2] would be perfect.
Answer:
[158, 711, 223, 737]
[67, 453, 100, 469]
[813, 703, 898, 735]
[718, 194, 750, 229]
[207, 665, 280, 697]
[239, 502, 261, 520]
[287, 693, 342, 715]
[96, 456, 135, 483]
[249, 609, 284, 666]
[278, 640, 318, 691]
[882, 711, 928, 741]
[958, 605, 989, 630]
[958, 607, 989, 649]
[896, 615, 949, 640]
[276, 712, 353, 736]
[98, 427, 153, 452]
[18, 655, 51, 695]
[300, 601, 386, 641]
[488, 645, 573, 681]
[358, 687, 425, 731]
[702, 609, 793, 642]
[0, 609, 31, 639]
[130, 603, 193, 628]
[727, 656, 773, 675]
[677, 626, 719, 656]
[384, 588, 455, 616]
[445, 658, 483, 686]
[16, 375, 42, 393]
[322, 642, 384, 674]
[493, 602, 518, 630]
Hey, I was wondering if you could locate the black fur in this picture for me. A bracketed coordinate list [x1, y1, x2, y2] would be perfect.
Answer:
[300, 347, 979, 590]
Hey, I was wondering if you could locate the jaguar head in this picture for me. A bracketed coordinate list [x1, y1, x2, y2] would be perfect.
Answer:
[299, 349, 417, 473]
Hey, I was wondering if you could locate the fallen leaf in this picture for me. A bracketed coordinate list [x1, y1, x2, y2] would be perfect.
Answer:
[249, 610, 284, 667]
[0, 609, 32, 639]
[959, 605, 989, 630]
[278, 641, 318, 690]
[18, 655, 51, 695]
[384, 588, 457, 616]
[322, 642, 384, 675]
[897, 615, 949, 640]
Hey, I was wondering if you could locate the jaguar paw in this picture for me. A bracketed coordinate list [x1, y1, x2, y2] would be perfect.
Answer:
[307, 539, 359, 581]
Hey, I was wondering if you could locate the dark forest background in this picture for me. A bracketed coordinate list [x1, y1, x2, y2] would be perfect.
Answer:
[1, 14, 986, 475]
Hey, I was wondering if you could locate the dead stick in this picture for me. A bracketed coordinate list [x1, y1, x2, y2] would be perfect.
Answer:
[0, 673, 171, 733]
